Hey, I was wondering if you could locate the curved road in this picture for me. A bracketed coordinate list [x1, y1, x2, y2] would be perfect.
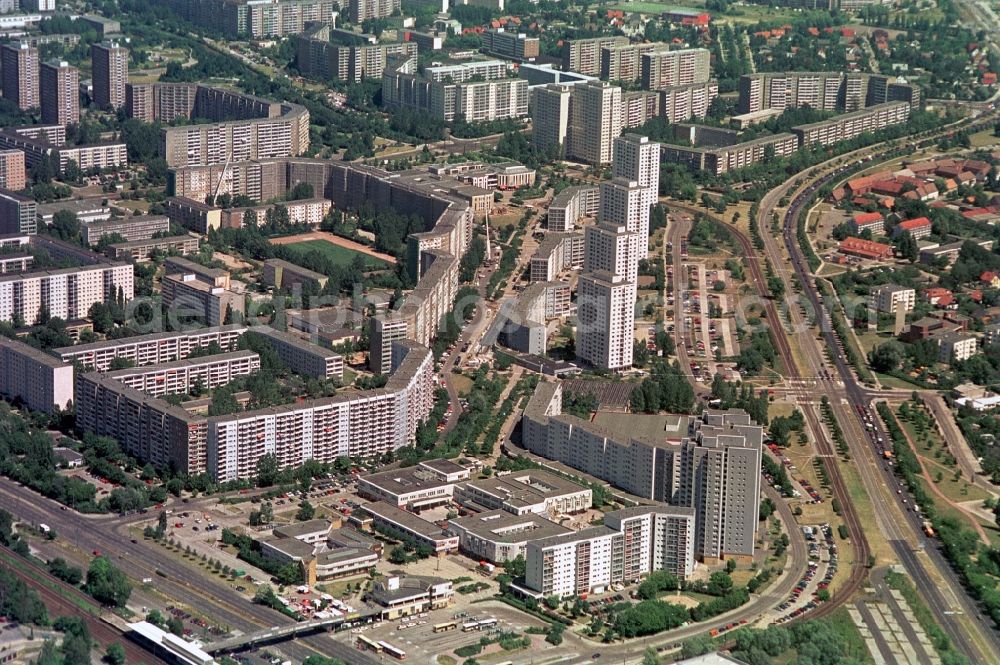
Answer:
[762, 125, 1000, 662]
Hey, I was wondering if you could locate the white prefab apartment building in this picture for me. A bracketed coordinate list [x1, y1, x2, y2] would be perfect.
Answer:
[53, 325, 248, 371]
[521, 382, 762, 560]
[0, 336, 74, 413]
[0, 262, 133, 326]
[521, 504, 695, 597]
[101, 350, 260, 398]
[869, 284, 916, 314]
[576, 270, 635, 370]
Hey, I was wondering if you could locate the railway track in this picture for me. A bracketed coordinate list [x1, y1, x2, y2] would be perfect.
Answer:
[0, 546, 169, 665]
[664, 201, 871, 625]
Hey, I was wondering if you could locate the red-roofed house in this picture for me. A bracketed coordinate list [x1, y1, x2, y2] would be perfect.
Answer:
[872, 180, 905, 197]
[923, 287, 954, 308]
[982, 272, 1000, 288]
[839, 237, 893, 261]
[850, 211, 884, 235]
[957, 171, 977, 187]
[893, 217, 932, 239]
[984, 72, 997, 85]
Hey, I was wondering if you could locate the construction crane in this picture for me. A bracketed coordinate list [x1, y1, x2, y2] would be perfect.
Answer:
[210, 153, 233, 206]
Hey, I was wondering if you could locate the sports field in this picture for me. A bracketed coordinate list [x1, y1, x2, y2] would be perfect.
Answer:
[269, 231, 396, 268]
[282, 239, 391, 269]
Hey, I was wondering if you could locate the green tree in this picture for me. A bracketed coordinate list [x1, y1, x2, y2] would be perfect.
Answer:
[105, 643, 126, 665]
[51, 209, 81, 241]
[48, 558, 83, 586]
[166, 616, 183, 636]
[296, 500, 315, 521]
[256, 453, 279, 486]
[85, 557, 132, 608]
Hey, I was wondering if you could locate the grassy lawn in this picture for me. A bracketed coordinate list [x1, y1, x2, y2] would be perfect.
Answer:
[921, 456, 991, 504]
[283, 239, 390, 269]
[899, 412, 992, 504]
[316, 577, 364, 598]
[873, 372, 925, 390]
[825, 606, 875, 665]
[450, 373, 474, 396]
[836, 456, 893, 574]
[969, 129, 1000, 148]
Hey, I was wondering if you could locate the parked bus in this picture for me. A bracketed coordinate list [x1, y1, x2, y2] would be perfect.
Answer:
[379, 642, 407, 660]
[357, 635, 383, 653]
[463, 618, 498, 632]
[433, 622, 458, 633]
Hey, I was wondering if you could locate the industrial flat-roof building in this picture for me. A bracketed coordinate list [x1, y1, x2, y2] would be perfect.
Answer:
[447, 510, 572, 564]
[358, 459, 471, 508]
[455, 469, 592, 516]
[362, 501, 459, 554]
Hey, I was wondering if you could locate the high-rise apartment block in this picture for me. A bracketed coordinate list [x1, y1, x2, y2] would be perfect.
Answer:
[0, 151, 26, 193]
[562, 36, 629, 76]
[0, 337, 74, 414]
[141, 85, 310, 167]
[0, 188, 36, 235]
[791, 101, 910, 148]
[547, 185, 599, 232]
[75, 339, 434, 479]
[247, 327, 344, 380]
[0, 124, 126, 175]
[522, 383, 763, 560]
[569, 80, 622, 165]
[0, 262, 134, 326]
[348, 0, 400, 23]
[162, 266, 246, 327]
[600, 177, 652, 242]
[370, 315, 409, 374]
[600, 42, 664, 84]
[583, 221, 640, 280]
[576, 271, 635, 370]
[91, 41, 128, 110]
[53, 324, 248, 371]
[659, 80, 718, 123]
[163, 0, 337, 38]
[532, 82, 628, 165]
[738, 71, 920, 115]
[295, 26, 418, 82]
[40, 60, 79, 126]
[530, 84, 572, 158]
[613, 133, 661, 228]
[641, 48, 711, 90]
[382, 58, 528, 123]
[523, 505, 695, 596]
[481, 29, 540, 62]
[1, 43, 39, 111]
[575, 135, 659, 370]
[98, 350, 261, 398]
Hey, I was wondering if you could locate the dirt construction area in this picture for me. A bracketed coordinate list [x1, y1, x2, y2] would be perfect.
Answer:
[269, 231, 397, 264]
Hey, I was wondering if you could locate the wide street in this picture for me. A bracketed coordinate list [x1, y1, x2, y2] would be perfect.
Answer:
[0, 478, 374, 665]
[757, 131, 1000, 662]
